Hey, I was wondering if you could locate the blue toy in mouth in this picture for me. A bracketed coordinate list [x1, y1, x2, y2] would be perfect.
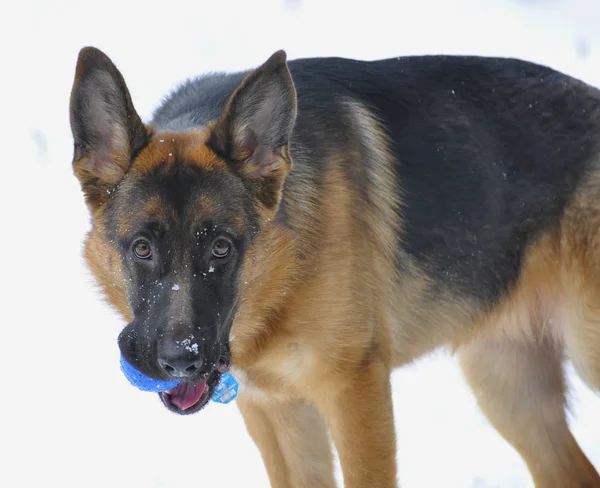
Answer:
[119, 354, 239, 403]
[119, 355, 180, 392]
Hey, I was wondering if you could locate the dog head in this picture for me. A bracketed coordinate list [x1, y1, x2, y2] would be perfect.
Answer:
[69, 47, 297, 414]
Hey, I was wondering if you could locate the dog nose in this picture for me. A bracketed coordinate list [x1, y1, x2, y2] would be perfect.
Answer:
[157, 339, 203, 378]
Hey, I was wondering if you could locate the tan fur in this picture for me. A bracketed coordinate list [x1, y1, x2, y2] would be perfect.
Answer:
[231, 161, 398, 486]
[227, 103, 403, 486]
[84, 221, 131, 322]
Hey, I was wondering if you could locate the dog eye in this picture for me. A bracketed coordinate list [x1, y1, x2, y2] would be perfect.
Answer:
[211, 238, 231, 259]
[133, 239, 152, 259]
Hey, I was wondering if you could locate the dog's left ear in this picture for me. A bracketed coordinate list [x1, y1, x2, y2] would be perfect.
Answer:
[69, 47, 150, 212]
[208, 50, 297, 210]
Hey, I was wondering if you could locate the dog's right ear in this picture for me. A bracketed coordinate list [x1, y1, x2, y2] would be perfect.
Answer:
[69, 47, 150, 212]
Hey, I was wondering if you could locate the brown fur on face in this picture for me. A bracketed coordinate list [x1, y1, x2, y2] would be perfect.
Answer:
[84, 220, 131, 322]
[130, 129, 226, 175]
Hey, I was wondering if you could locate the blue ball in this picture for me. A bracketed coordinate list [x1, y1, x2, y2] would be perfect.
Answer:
[211, 373, 239, 404]
[119, 355, 181, 392]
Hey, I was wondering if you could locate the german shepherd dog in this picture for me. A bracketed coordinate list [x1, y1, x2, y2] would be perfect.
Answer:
[69, 46, 600, 487]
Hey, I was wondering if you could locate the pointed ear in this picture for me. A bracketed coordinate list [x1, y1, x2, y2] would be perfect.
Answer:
[208, 50, 297, 210]
[69, 47, 150, 211]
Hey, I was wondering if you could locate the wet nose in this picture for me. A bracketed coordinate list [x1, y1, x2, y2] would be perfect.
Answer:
[157, 338, 203, 378]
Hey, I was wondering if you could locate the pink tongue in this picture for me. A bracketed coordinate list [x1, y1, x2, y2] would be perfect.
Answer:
[167, 381, 208, 411]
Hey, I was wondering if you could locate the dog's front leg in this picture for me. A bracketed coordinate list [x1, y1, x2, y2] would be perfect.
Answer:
[321, 359, 397, 488]
[237, 391, 337, 488]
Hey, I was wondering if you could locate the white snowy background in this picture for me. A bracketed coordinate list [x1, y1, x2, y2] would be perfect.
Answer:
[5, 0, 599, 486]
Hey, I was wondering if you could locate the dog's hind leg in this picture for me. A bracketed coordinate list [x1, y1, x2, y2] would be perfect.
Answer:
[563, 283, 600, 396]
[564, 300, 600, 394]
[561, 189, 600, 395]
[459, 328, 599, 487]
[236, 392, 336, 488]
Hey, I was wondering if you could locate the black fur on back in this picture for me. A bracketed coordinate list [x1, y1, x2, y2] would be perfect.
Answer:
[150, 54, 600, 306]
